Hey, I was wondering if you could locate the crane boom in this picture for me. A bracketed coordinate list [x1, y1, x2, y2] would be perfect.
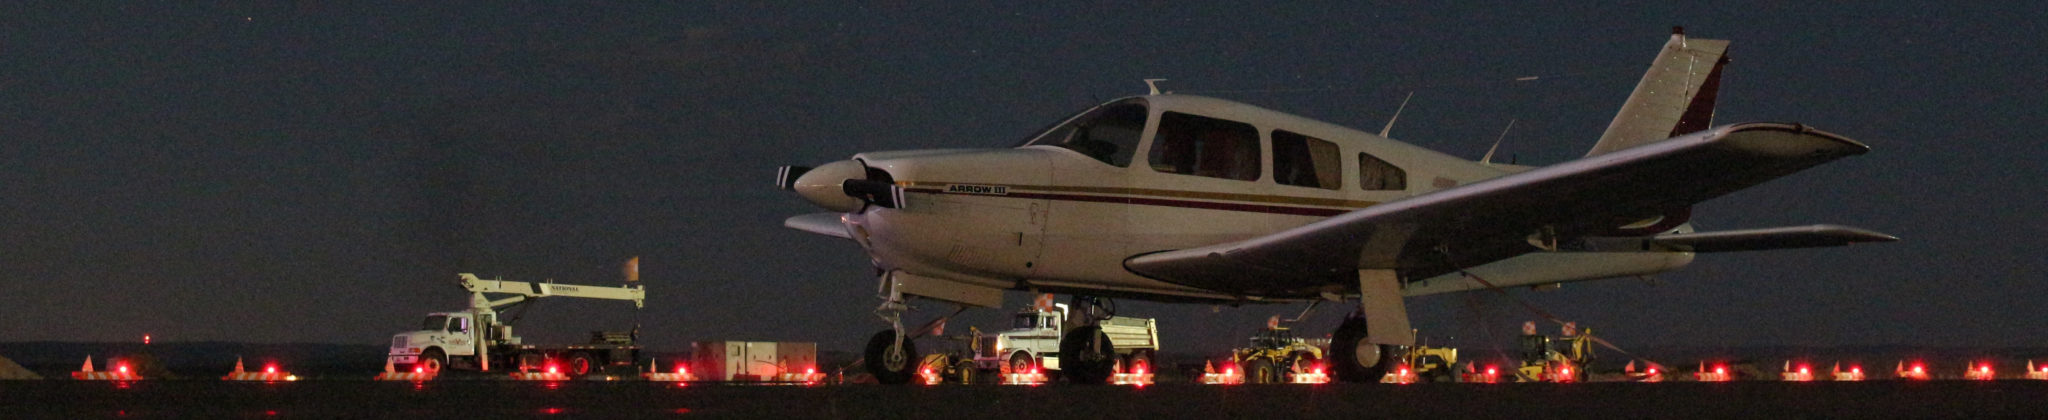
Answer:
[458, 273, 645, 309]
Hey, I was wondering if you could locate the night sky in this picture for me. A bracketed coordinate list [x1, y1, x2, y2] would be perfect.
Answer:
[3, 3, 2042, 355]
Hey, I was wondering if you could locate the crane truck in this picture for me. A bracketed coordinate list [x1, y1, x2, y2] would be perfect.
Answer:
[387, 273, 646, 376]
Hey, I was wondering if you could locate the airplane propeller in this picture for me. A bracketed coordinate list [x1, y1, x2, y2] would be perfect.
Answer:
[780, 160, 905, 212]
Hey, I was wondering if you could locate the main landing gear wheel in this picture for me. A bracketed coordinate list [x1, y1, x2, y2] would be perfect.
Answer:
[1330, 316, 1399, 383]
[1059, 325, 1116, 384]
[864, 329, 918, 385]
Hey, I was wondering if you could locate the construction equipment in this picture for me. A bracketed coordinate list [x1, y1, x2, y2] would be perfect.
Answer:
[1390, 344, 1460, 383]
[1230, 323, 1326, 384]
[1516, 321, 1593, 382]
[386, 272, 646, 376]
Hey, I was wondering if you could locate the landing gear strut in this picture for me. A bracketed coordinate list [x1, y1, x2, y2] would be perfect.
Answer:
[1059, 296, 1118, 384]
[866, 287, 918, 384]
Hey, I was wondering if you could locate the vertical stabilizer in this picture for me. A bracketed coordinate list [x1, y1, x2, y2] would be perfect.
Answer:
[1586, 28, 1731, 156]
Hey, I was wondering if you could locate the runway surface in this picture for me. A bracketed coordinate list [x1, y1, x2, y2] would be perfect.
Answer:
[4, 380, 2047, 418]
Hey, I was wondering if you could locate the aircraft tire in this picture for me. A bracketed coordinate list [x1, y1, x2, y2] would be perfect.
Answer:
[1059, 326, 1116, 384]
[1330, 316, 1397, 383]
[864, 329, 919, 385]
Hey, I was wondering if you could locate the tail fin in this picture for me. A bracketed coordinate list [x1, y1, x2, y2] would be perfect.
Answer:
[1586, 27, 1731, 156]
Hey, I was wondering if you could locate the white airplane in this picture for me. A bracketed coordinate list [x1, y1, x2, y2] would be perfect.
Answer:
[777, 29, 1894, 384]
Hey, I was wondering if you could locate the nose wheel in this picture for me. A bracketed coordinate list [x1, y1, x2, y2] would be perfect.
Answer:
[863, 329, 918, 384]
[1058, 295, 1119, 384]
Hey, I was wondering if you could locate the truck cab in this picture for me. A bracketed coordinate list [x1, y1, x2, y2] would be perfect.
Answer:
[389, 312, 491, 371]
[992, 306, 1067, 371]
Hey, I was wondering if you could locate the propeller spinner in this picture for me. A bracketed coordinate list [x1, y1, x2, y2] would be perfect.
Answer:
[780, 160, 904, 212]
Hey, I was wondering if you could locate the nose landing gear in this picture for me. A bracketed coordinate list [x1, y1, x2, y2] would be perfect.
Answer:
[1058, 296, 1118, 384]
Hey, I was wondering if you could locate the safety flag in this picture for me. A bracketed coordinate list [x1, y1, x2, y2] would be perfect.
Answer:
[624, 257, 640, 282]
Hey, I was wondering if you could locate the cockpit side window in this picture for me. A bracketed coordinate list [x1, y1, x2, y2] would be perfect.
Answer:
[1148, 112, 1261, 181]
[1272, 130, 1342, 190]
[1359, 152, 1407, 191]
[1021, 101, 1148, 167]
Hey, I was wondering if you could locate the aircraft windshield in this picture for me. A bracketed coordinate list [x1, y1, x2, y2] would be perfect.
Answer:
[1019, 99, 1149, 167]
[422, 315, 449, 331]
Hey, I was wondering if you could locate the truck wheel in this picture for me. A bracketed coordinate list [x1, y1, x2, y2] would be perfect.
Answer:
[1245, 358, 1276, 384]
[953, 359, 979, 384]
[1059, 326, 1115, 385]
[1009, 352, 1036, 374]
[1128, 351, 1154, 375]
[418, 348, 447, 374]
[1330, 316, 1397, 383]
[863, 330, 918, 385]
[1291, 352, 1320, 375]
[568, 352, 596, 376]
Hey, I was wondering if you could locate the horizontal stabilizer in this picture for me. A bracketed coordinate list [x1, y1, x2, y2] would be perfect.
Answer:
[784, 213, 852, 239]
[1651, 225, 1896, 252]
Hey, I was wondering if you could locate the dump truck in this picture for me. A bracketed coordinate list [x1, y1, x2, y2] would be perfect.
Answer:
[920, 302, 1161, 382]
[387, 272, 646, 376]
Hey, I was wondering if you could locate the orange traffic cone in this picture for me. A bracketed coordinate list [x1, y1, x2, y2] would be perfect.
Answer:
[1204, 361, 1216, 374]
[81, 356, 95, 373]
[383, 358, 396, 373]
[233, 357, 247, 374]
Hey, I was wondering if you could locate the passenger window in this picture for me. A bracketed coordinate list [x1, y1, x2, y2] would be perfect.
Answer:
[1148, 112, 1260, 181]
[1359, 152, 1407, 191]
[451, 318, 469, 334]
[1272, 130, 1341, 190]
[1026, 102, 1148, 167]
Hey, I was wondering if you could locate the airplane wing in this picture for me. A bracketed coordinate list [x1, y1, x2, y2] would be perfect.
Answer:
[784, 213, 853, 239]
[1124, 122, 1884, 297]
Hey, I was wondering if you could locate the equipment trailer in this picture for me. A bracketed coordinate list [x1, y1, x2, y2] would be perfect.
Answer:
[387, 273, 646, 376]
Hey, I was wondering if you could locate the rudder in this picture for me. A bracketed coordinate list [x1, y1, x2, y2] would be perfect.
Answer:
[1587, 27, 1731, 156]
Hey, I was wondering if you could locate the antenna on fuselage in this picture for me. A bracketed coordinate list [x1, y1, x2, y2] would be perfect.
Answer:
[1378, 91, 1414, 138]
[1481, 119, 1516, 166]
[1144, 78, 1170, 95]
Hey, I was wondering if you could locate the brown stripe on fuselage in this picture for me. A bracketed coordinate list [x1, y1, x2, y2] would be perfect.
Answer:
[903, 181, 1371, 217]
